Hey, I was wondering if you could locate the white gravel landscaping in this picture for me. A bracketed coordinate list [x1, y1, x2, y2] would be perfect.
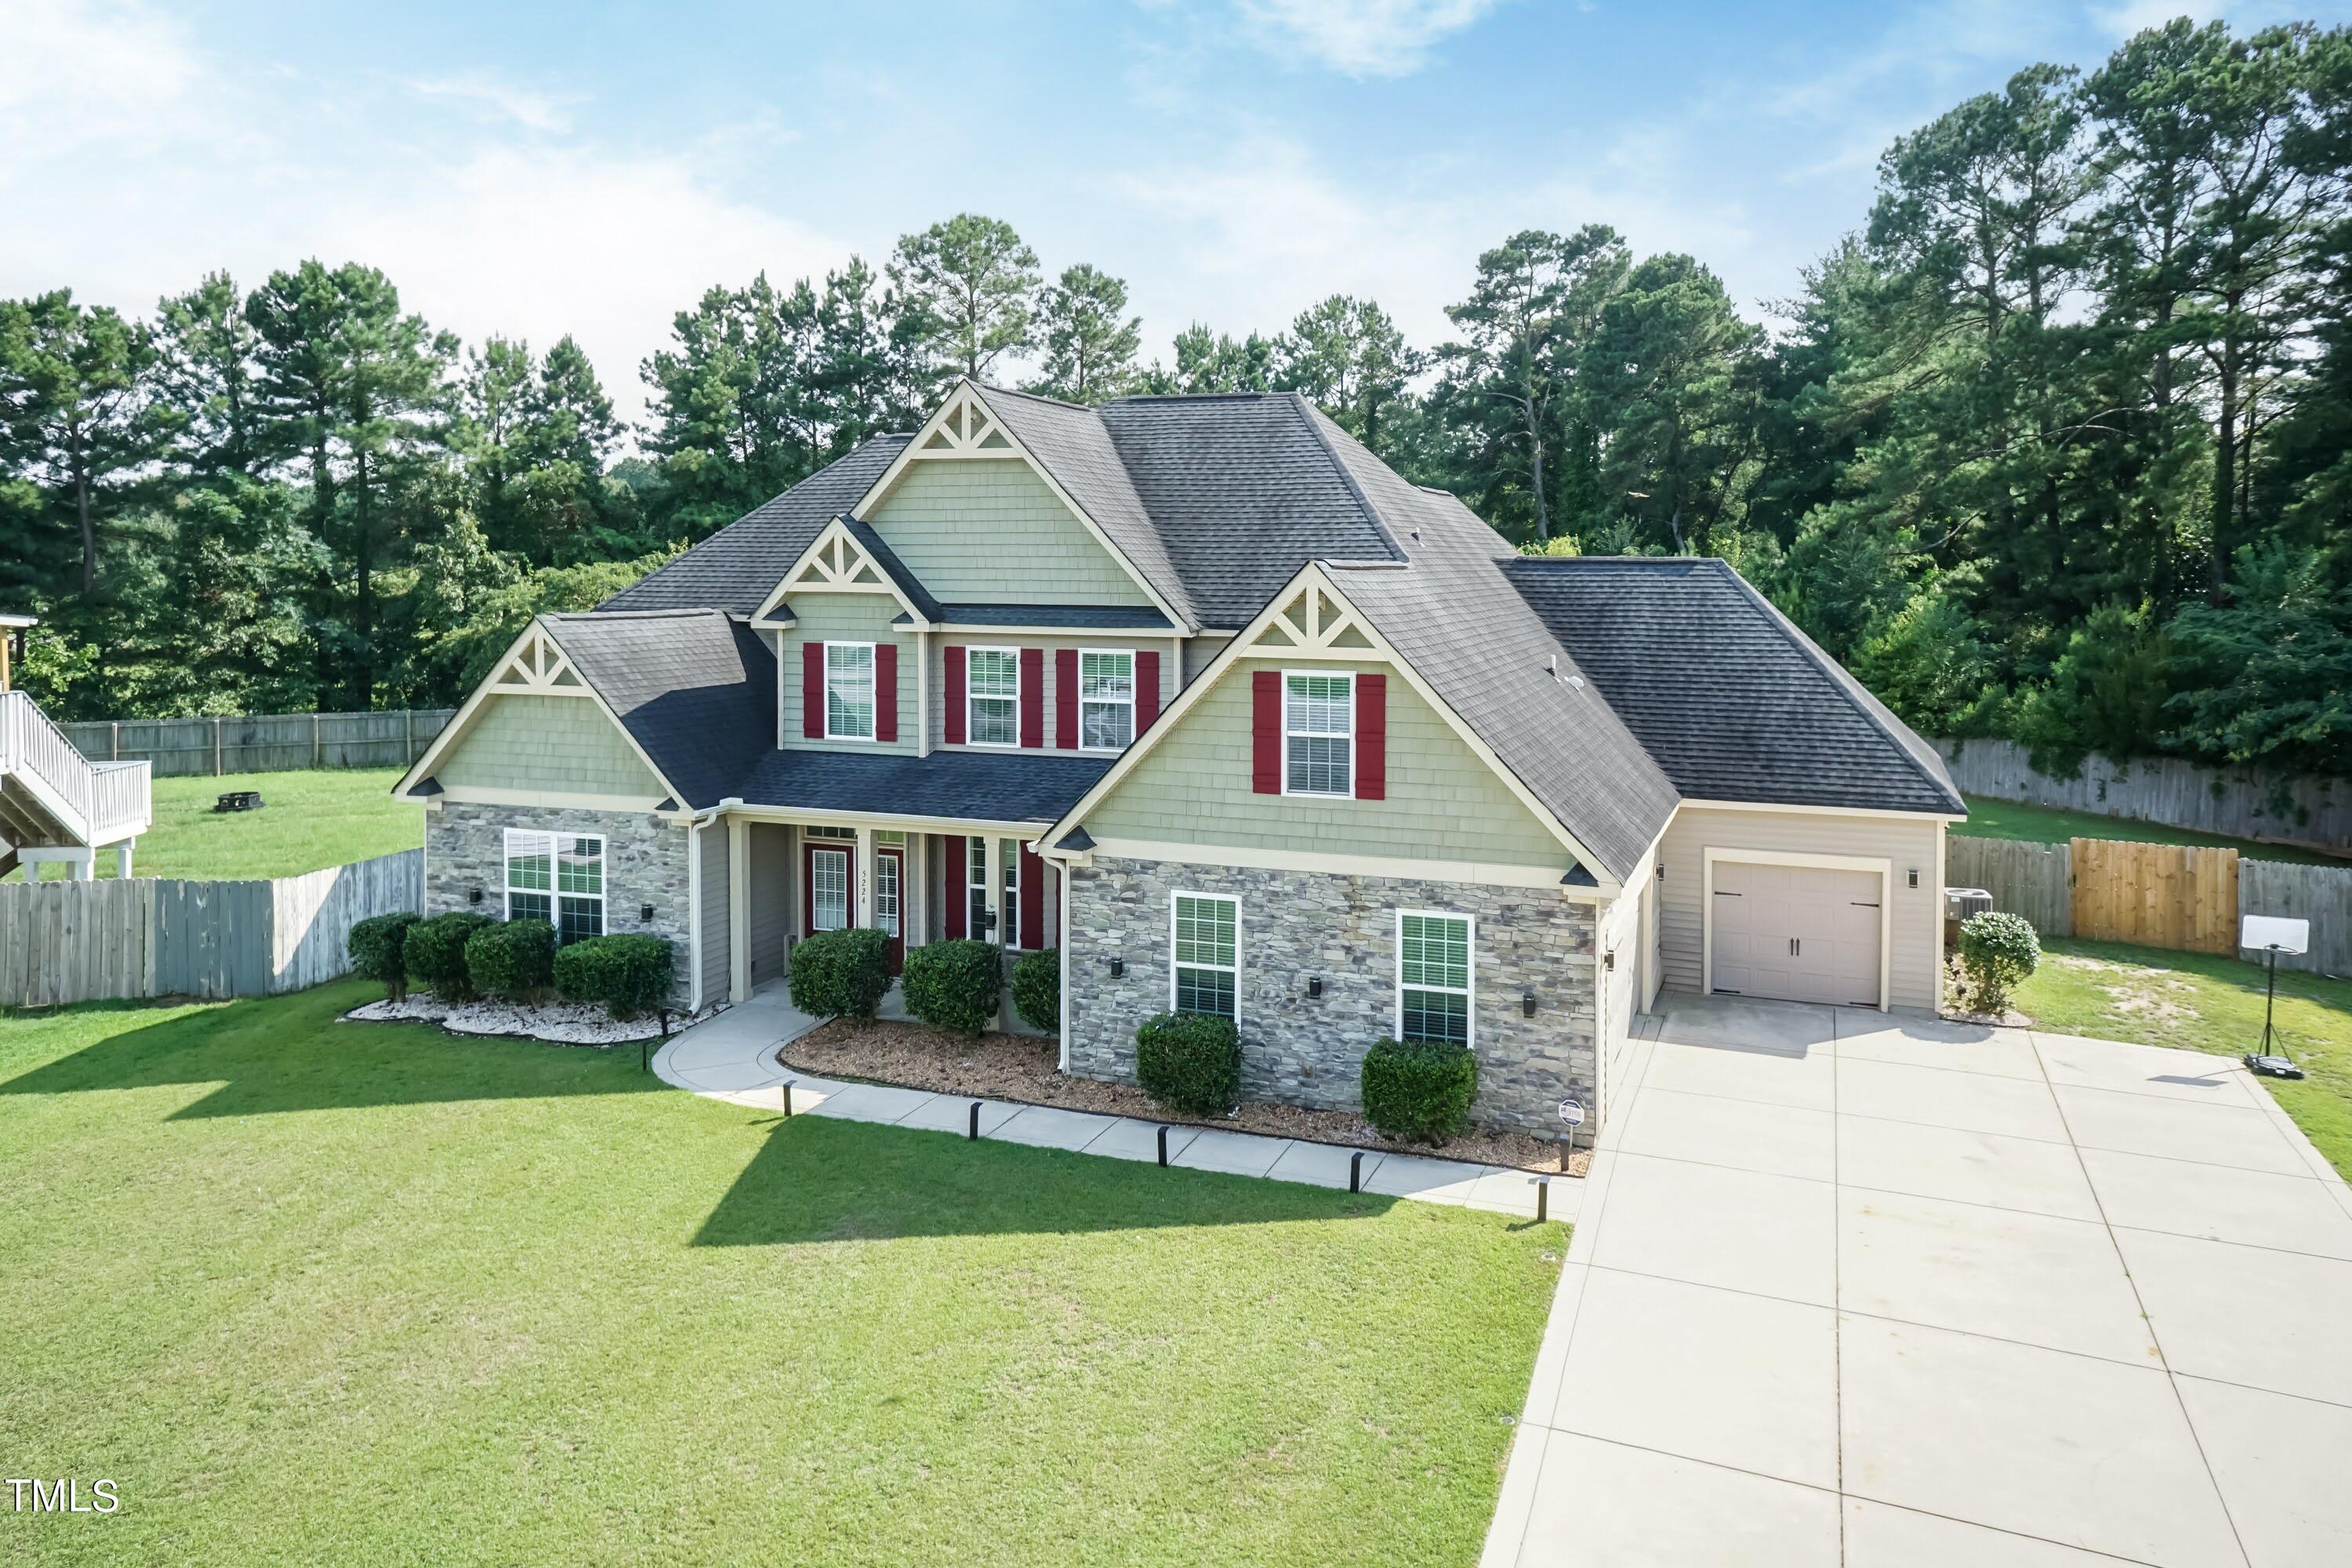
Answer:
[342, 994, 726, 1046]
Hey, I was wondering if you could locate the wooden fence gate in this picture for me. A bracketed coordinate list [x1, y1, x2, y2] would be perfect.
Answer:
[2063, 839, 2241, 955]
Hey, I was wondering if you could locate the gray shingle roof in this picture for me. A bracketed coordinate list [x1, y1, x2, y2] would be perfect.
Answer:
[1097, 392, 1404, 627]
[599, 437, 910, 614]
[540, 610, 776, 810]
[1313, 426, 1681, 883]
[735, 749, 1112, 825]
[1506, 558, 1965, 815]
[971, 384, 1199, 626]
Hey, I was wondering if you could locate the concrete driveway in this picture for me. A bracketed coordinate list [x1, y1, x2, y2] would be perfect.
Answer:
[1483, 994, 2352, 1568]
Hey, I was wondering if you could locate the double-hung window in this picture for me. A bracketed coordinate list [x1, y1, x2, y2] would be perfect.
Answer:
[825, 642, 876, 741]
[1171, 891, 1240, 1022]
[1396, 910, 1473, 1047]
[1283, 671, 1353, 797]
[1079, 650, 1135, 750]
[962, 837, 1022, 946]
[504, 829, 605, 945]
[967, 648, 1018, 746]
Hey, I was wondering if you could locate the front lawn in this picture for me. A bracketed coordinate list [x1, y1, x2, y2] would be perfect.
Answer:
[2016, 936, 2352, 1178]
[7, 767, 423, 881]
[1958, 794, 2347, 867]
[0, 982, 1558, 1566]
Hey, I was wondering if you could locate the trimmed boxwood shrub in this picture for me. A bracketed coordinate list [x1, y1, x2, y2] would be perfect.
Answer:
[1135, 1011, 1242, 1116]
[789, 927, 892, 1021]
[405, 910, 493, 1001]
[1360, 1038, 1479, 1144]
[1958, 909, 2042, 1012]
[903, 938, 1003, 1036]
[347, 910, 419, 1002]
[466, 918, 556, 1001]
[554, 933, 676, 1019]
[1011, 946, 1059, 1033]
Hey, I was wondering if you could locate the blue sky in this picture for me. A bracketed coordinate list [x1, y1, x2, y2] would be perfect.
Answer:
[8, 0, 2347, 430]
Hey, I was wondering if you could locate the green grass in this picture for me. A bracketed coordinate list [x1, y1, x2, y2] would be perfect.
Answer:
[1958, 794, 2348, 867]
[2016, 936, 2352, 1178]
[0, 982, 1560, 1566]
[10, 768, 421, 881]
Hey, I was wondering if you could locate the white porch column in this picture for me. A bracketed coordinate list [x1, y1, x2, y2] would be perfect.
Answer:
[908, 833, 927, 946]
[728, 817, 750, 1003]
[982, 833, 1004, 945]
[20, 847, 95, 880]
[114, 839, 136, 879]
[855, 824, 876, 927]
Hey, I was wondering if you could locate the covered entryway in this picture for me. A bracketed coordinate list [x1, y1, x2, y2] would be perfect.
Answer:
[1705, 854, 1882, 1008]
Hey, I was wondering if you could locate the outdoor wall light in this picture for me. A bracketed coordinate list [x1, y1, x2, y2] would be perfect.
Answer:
[1656, 862, 1665, 881]
[467, 887, 483, 906]
[641, 903, 655, 923]
[1603, 949, 1616, 971]
[1306, 976, 1323, 998]
[1109, 956, 1125, 978]
[1907, 867, 1920, 889]
[1522, 991, 1538, 1018]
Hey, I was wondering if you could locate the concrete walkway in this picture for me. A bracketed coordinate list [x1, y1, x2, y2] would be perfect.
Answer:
[1483, 994, 2352, 1568]
[653, 982, 1580, 1221]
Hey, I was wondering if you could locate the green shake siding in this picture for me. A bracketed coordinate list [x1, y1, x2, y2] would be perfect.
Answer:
[780, 596, 916, 756]
[436, 694, 664, 797]
[866, 459, 1156, 608]
[1086, 659, 1571, 870]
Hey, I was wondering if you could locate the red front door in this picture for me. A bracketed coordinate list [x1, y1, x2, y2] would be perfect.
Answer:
[874, 847, 906, 975]
[804, 842, 851, 937]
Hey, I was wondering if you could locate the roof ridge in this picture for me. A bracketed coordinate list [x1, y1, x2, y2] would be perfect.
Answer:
[1707, 561, 1961, 809]
[558, 607, 724, 620]
[976, 382, 1094, 413]
[1103, 391, 1276, 405]
[1284, 394, 1408, 562]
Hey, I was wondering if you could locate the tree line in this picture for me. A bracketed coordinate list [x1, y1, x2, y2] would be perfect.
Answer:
[4, 16, 2348, 778]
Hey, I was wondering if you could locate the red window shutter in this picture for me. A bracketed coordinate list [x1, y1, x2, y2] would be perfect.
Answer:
[875, 642, 898, 742]
[1355, 672, 1386, 800]
[1018, 840, 1044, 950]
[1251, 669, 1281, 794]
[802, 642, 824, 739]
[1055, 648, 1078, 750]
[943, 646, 967, 745]
[945, 836, 967, 938]
[1019, 648, 1044, 748]
[1135, 649, 1161, 735]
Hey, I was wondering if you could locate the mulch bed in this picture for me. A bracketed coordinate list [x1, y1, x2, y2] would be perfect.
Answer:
[781, 1017, 1590, 1175]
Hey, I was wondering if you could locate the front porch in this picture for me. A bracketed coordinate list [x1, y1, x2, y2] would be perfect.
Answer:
[713, 812, 1064, 1033]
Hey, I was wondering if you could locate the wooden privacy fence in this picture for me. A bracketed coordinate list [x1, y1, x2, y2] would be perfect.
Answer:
[1935, 738, 2352, 855]
[1949, 835, 2352, 976]
[2071, 839, 2240, 955]
[0, 849, 422, 1007]
[58, 709, 455, 777]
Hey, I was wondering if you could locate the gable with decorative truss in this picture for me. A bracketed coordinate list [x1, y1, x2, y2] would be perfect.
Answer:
[1244, 579, 1383, 659]
[753, 517, 931, 628]
[851, 381, 1178, 615]
[491, 625, 590, 693]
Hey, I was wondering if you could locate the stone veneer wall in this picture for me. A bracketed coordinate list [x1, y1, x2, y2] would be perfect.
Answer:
[423, 800, 696, 1002]
[1063, 856, 1598, 1135]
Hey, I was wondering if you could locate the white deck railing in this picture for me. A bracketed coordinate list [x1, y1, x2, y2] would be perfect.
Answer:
[0, 690, 152, 845]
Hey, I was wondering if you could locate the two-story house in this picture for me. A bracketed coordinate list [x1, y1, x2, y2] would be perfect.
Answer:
[394, 379, 1964, 1134]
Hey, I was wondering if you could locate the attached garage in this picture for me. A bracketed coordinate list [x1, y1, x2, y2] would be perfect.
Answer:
[1704, 854, 1885, 1008]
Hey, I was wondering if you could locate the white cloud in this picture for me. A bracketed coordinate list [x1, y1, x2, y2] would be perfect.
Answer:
[1236, 0, 1501, 77]
[404, 73, 579, 135]
[0, 0, 204, 156]
[0, 1, 851, 436]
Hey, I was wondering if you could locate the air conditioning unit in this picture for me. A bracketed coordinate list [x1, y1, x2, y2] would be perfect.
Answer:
[1945, 887, 1994, 923]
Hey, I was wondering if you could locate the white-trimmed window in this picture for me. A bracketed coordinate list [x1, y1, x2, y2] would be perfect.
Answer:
[1283, 671, 1353, 797]
[1171, 891, 1239, 1021]
[967, 648, 1018, 746]
[1396, 910, 1473, 1047]
[1080, 649, 1136, 750]
[1000, 837, 1021, 949]
[504, 829, 604, 945]
[967, 837, 989, 941]
[825, 642, 876, 741]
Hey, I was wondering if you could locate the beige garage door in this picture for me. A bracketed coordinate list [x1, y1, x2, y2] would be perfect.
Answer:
[1709, 859, 1882, 1007]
